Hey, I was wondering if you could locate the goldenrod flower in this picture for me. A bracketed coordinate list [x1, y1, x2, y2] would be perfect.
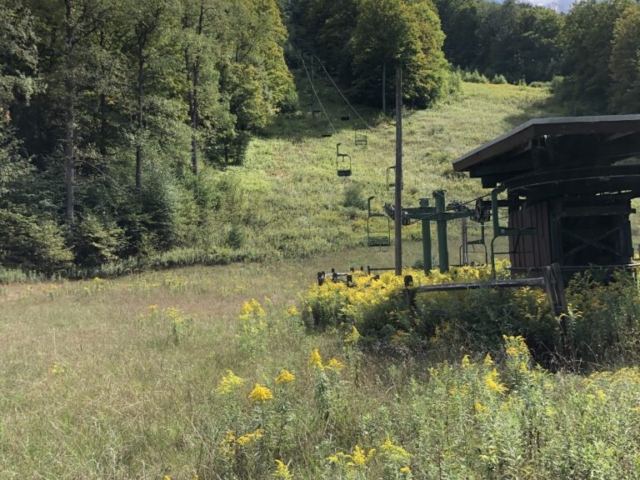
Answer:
[310, 348, 323, 369]
[286, 306, 299, 316]
[249, 383, 274, 403]
[326, 358, 345, 371]
[400, 466, 411, 474]
[273, 459, 293, 479]
[216, 370, 245, 394]
[276, 369, 295, 384]
[485, 368, 507, 394]
[381, 436, 412, 461]
[475, 401, 489, 413]
[236, 428, 264, 446]
[345, 326, 361, 344]
[461, 355, 471, 368]
[483, 353, 494, 365]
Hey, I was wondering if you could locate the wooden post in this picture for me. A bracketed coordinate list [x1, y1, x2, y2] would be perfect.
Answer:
[394, 67, 403, 276]
[434, 190, 449, 273]
[462, 216, 469, 265]
[421, 198, 432, 273]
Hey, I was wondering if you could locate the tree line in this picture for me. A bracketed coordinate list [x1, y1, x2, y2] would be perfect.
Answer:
[436, 0, 640, 113]
[3, 0, 640, 274]
[1, 0, 295, 272]
[296, 0, 640, 115]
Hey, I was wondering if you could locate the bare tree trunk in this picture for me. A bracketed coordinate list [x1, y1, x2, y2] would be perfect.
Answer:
[64, 0, 75, 223]
[191, 3, 204, 175]
[136, 37, 144, 189]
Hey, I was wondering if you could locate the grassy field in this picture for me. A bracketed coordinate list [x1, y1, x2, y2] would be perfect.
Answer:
[3, 82, 640, 478]
[2, 257, 640, 478]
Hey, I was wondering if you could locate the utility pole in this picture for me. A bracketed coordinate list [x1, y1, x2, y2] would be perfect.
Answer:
[394, 66, 403, 276]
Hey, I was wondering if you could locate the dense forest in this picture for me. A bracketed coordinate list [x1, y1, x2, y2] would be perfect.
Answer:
[2, 0, 640, 275]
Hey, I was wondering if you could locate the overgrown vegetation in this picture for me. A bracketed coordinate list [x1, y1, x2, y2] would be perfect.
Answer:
[303, 264, 640, 369]
[2, 261, 640, 478]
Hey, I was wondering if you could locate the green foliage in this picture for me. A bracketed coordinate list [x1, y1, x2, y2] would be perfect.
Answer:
[560, 0, 632, 112]
[609, 4, 640, 113]
[462, 69, 489, 84]
[71, 214, 124, 267]
[342, 183, 367, 210]
[302, 265, 640, 369]
[437, 0, 563, 83]
[491, 74, 508, 85]
[0, 210, 73, 274]
[350, 0, 450, 108]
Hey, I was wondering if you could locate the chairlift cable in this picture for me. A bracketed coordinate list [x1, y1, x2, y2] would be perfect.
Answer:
[300, 55, 336, 136]
[312, 54, 372, 131]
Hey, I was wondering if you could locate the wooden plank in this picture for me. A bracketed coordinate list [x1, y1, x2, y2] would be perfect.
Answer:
[412, 277, 545, 294]
[560, 205, 633, 217]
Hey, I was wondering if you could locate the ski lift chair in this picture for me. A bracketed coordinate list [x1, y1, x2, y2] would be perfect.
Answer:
[367, 196, 391, 248]
[336, 143, 352, 177]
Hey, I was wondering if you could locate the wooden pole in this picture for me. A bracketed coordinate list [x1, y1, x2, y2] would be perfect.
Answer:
[382, 62, 386, 115]
[394, 67, 403, 276]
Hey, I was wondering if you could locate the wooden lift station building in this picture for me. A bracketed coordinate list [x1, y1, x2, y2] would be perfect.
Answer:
[452, 115, 640, 277]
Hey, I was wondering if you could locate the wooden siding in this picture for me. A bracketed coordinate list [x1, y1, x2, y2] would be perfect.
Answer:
[509, 202, 551, 269]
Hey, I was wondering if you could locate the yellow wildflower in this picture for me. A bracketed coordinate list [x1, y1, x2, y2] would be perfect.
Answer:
[192, 474, 199, 480]
[273, 459, 293, 479]
[345, 325, 361, 344]
[483, 353, 494, 365]
[249, 383, 274, 403]
[485, 368, 507, 394]
[240, 298, 266, 320]
[381, 436, 412, 461]
[276, 369, 295, 384]
[286, 306, 299, 316]
[348, 445, 375, 467]
[51, 363, 65, 375]
[148, 304, 158, 312]
[475, 402, 489, 413]
[326, 358, 345, 371]
[216, 370, 245, 394]
[236, 428, 264, 446]
[400, 466, 411, 474]
[310, 348, 323, 369]
[163, 476, 171, 480]
[461, 355, 471, 368]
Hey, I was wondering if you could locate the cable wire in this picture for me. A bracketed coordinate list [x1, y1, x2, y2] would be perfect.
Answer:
[312, 54, 373, 131]
[300, 54, 336, 136]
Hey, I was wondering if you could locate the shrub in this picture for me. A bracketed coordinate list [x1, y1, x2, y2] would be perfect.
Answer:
[491, 74, 508, 85]
[529, 81, 552, 89]
[342, 183, 367, 210]
[461, 69, 489, 84]
[0, 210, 73, 274]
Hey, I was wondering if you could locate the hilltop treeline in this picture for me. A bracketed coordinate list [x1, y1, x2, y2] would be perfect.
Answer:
[436, 0, 640, 113]
[288, 0, 455, 110]
[295, 0, 640, 114]
[1, 0, 295, 273]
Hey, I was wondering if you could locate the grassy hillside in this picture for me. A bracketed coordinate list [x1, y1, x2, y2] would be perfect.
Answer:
[231, 80, 565, 266]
